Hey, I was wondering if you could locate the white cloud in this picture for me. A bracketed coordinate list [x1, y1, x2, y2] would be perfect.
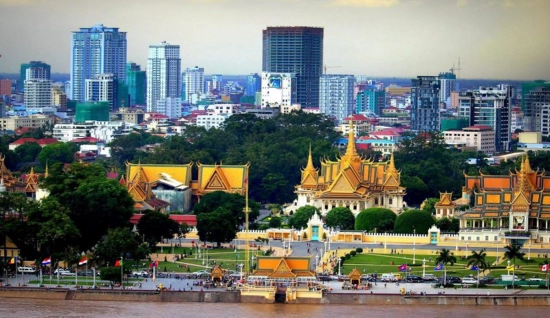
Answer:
[330, 0, 400, 7]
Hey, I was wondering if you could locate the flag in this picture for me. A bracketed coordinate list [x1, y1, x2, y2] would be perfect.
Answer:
[41, 257, 51, 266]
[398, 264, 407, 272]
[434, 263, 443, 271]
[506, 265, 515, 271]
[470, 265, 479, 271]
[150, 261, 158, 268]
[8, 257, 16, 265]
[541, 264, 549, 272]
[78, 257, 87, 266]
[114, 259, 121, 267]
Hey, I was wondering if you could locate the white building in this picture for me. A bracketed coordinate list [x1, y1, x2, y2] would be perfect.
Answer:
[85, 73, 116, 110]
[319, 74, 355, 123]
[195, 114, 230, 130]
[147, 42, 181, 112]
[183, 66, 205, 104]
[260, 72, 295, 109]
[24, 67, 52, 111]
[206, 104, 239, 115]
[52, 123, 94, 142]
[443, 125, 496, 154]
[157, 97, 182, 119]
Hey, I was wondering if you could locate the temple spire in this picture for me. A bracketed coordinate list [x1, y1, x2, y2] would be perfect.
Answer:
[342, 117, 359, 165]
[306, 143, 315, 171]
[386, 151, 398, 178]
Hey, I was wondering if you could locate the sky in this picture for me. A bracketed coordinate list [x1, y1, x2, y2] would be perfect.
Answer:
[0, 0, 549, 80]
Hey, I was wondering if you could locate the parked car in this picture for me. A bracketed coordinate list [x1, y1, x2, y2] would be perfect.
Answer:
[422, 274, 436, 282]
[406, 275, 423, 283]
[380, 273, 397, 282]
[54, 269, 76, 276]
[77, 270, 94, 276]
[317, 275, 331, 282]
[439, 276, 461, 284]
[527, 277, 544, 282]
[479, 276, 495, 284]
[461, 277, 478, 284]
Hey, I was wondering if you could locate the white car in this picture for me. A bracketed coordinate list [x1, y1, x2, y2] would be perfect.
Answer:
[462, 277, 478, 284]
[527, 278, 544, 282]
[54, 269, 76, 276]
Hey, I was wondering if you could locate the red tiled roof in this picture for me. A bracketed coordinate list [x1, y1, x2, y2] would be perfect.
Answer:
[37, 138, 58, 146]
[70, 137, 100, 143]
[129, 213, 197, 226]
[11, 137, 37, 145]
[344, 114, 369, 121]
[464, 125, 492, 131]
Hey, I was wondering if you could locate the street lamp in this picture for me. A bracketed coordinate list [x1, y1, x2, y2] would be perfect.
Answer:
[528, 244, 531, 260]
[235, 250, 238, 271]
[413, 227, 416, 265]
[315, 255, 319, 272]
[92, 268, 96, 288]
[422, 259, 426, 278]
[338, 258, 341, 276]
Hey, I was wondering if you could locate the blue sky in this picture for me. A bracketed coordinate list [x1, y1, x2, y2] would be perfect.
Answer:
[0, 0, 548, 79]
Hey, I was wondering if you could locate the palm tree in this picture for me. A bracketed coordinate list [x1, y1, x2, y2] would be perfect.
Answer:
[503, 244, 525, 289]
[466, 249, 489, 286]
[435, 248, 457, 285]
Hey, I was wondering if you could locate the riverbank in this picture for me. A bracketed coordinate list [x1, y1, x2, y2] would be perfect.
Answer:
[1, 287, 550, 306]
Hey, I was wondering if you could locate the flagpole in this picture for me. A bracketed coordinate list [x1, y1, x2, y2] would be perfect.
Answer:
[75, 259, 78, 287]
[120, 255, 123, 289]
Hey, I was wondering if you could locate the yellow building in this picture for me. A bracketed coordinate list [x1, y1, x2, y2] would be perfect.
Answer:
[125, 161, 248, 212]
[456, 155, 550, 243]
[286, 121, 406, 218]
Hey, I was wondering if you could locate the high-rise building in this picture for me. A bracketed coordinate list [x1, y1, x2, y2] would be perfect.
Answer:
[24, 67, 52, 111]
[147, 42, 181, 112]
[183, 66, 204, 105]
[319, 74, 355, 123]
[126, 62, 146, 106]
[522, 80, 550, 134]
[210, 74, 223, 92]
[71, 24, 127, 102]
[410, 76, 440, 131]
[19, 61, 50, 92]
[261, 72, 296, 109]
[438, 72, 457, 108]
[262, 26, 323, 108]
[245, 73, 261, 97]
[459, 85, 514, 152]
[52, 85, 67, 108]
[157, 97, 182, 119]
[0, 79, 12, 96]
[356, 83, 386, 116]
[85, 73, 118, 110]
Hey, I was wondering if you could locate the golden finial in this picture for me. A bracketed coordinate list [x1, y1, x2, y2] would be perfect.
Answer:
[306, 143, 315, 171]
[342, 116, 359, 164]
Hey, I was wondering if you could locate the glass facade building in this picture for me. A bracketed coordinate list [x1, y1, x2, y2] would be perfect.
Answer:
[262, 27, 323, 108]
[71, 24, 127, 102]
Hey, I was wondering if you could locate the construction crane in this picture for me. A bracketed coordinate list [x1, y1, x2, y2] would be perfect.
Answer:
[323, 65, 342, 74]
[449, 57, 462, 77]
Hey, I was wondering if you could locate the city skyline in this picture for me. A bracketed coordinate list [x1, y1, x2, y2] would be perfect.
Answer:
[0, 0, 549, 80]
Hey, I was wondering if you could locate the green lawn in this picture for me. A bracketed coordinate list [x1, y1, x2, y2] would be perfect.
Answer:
[153, 248, 265, 273]
[339, 252, 549, 279]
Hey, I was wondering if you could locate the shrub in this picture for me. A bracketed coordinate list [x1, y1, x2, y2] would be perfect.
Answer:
[355, 208, 396, 232]
[345, 253, 351, 260]
[394, 209, 435, 234]
[350, 250, 357, 257]
[356, 247, 363, 254]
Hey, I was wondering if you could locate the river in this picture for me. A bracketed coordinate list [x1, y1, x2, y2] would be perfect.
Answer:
[0, 298, 547, 318]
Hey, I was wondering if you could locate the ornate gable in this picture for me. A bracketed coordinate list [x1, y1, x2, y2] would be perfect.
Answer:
[204, 168, 231, 191]
[269, 258, 296, 278]
[327, 170, 356, 193]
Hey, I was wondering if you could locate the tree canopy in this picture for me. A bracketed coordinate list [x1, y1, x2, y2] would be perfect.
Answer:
[393, 209, 435, 234]
[137, 210, 180, 250]
[192, 191, 260, 227]
[325, 207, 355, 230]
[288, 205, 319, 230]
[196, 207, 237, 247]
[354, 207, 396, 232]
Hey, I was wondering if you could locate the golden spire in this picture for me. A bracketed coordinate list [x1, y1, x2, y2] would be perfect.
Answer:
[523, 155, 533, 174]
[306, 143, 315, 171]
[386, 151, 399, 179]
[514, 155, 533, 194]
[341, 117, 359, 166]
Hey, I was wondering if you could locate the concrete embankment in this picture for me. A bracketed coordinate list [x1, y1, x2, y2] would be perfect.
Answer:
[1, 288, 550, 306]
